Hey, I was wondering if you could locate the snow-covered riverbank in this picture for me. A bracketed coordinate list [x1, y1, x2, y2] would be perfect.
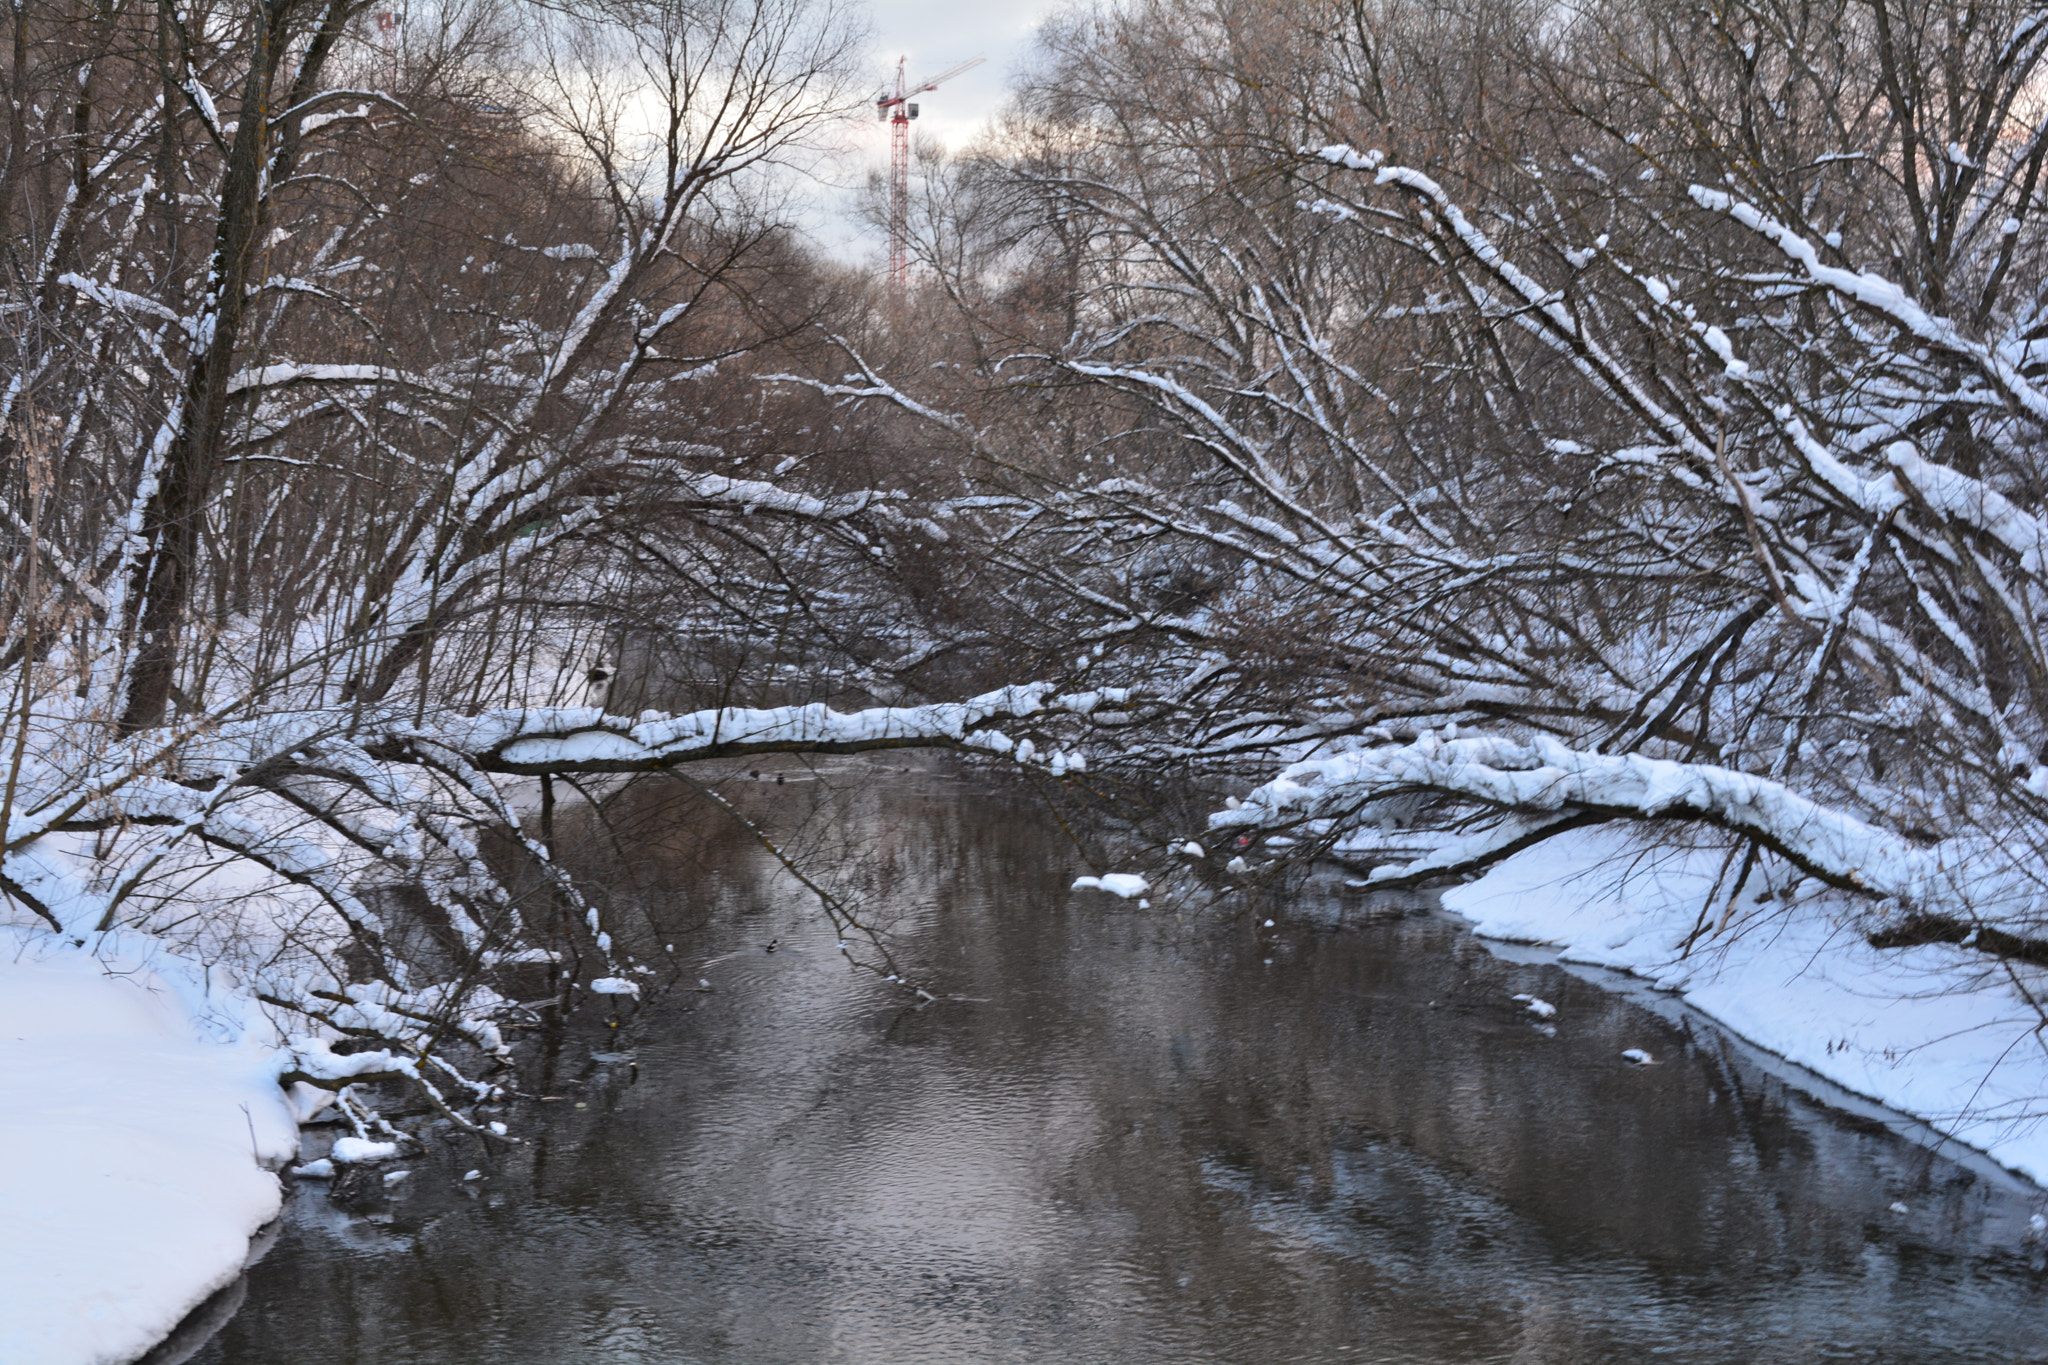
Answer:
[10, 814, 2047, 1365]
[0, 928, 300, 1365]
[1432, 826, 2048, 1187]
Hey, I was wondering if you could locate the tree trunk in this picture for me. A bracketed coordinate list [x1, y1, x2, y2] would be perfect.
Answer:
[119, 0, 348, 731]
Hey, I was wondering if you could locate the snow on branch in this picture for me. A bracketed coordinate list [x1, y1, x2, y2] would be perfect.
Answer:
[270, 89, 414, 132]
[1690, 185, 2048, 426]
[224, 363, 460, 397]
[1211, 733, 2048, 933]
[667, 469, 895, 522]
[0, 685, 1126, 856]
[425, 683, 1127, 776]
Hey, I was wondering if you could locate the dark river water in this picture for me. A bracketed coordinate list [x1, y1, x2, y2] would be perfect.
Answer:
[185, 761, 2048, 1364]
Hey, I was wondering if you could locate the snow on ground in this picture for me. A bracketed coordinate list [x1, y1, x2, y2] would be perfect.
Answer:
[1430, 825, 2048, 1184]
[0, 926, 299, 1365]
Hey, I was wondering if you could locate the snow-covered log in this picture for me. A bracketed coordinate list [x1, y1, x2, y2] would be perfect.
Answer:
[1212, 735, 2048, 948]
[428, 685, 1123, 774]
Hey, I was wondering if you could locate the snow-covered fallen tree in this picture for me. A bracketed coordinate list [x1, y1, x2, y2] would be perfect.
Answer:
[1, 681, 1124, 1114]
[0, 0, 1139, 1123]
[825, 0, 2048, 1150]
[918, 0, 2048, 954]
[0, 3, 1158, 1354]
[1210, 731, 2048, 967]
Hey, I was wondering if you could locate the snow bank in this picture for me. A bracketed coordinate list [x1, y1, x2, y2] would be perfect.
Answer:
[0, 927, 298, 1365]
[1437, 827, 2048, 1184]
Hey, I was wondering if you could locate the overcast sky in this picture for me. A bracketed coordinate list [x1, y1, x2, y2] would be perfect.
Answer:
[812, 0, 1066, 261]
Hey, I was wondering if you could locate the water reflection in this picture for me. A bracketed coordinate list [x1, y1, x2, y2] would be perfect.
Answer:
[192, 762, 2048, 1364]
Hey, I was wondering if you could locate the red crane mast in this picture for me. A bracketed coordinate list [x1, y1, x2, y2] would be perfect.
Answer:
[876, 54, 985, 286]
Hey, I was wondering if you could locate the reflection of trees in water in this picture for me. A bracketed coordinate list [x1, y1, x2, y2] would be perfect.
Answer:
[199, 775, 2046, 1365]
[535, 756, 1036, 991]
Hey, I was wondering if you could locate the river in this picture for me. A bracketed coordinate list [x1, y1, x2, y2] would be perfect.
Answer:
[183, 760, 2048, 1363]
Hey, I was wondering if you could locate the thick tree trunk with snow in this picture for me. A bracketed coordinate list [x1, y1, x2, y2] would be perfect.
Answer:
[118, 0, 352, 732]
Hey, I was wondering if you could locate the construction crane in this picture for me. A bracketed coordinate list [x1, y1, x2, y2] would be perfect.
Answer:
[876, 54, 985, 287]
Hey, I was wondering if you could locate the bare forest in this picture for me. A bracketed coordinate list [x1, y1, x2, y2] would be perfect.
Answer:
[8, 0, 2048, 1145]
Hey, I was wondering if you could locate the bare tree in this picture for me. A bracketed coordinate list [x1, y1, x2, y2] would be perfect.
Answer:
[0, 0, 1129, 1139]
[816, 0, 2048, 998]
